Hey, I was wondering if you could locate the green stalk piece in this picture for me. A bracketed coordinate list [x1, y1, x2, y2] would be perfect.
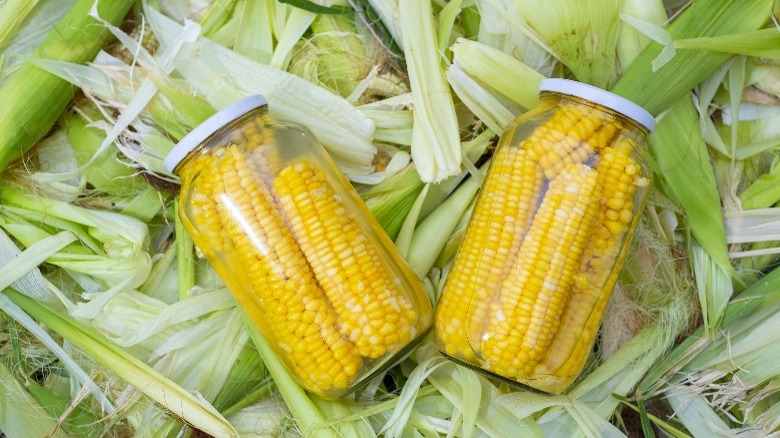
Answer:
[611, 0, 773, 116]
[0, 0, 135, 172]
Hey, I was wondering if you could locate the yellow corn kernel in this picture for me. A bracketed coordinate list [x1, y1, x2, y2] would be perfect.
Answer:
[181, 152, 229, 255]
[243, 116, 281, 175]
[435, 147, 543, 362]
[273, 160, 419, 359]
[523, 104, 618, 179]
[481, 163, 600, 380]
[540, 139, 641, 381]
[190, 145, 363, 393]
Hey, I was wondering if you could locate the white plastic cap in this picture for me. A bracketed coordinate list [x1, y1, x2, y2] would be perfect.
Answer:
[537, 79, 655, 132]
[164, 94, 268, 172]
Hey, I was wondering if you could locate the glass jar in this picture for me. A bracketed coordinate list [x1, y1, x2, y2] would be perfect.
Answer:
[434, 79, 655, 393]
[164, 95, 433, 399]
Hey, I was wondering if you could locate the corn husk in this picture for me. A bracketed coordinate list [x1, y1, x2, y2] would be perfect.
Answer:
[0, 0, 135, 171]
[611, 0, 774, 115]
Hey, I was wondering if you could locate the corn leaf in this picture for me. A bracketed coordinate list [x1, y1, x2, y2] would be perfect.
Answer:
[675, 27, 780, 59]
[619, 12, 675, 72]
[417, 344, 542, 438]
[499, 392, 625, 438]
[380, 356, 445, 437]
[365, 0, 404, 49]
[611, 0, 774, 116]
[61, 103, 148, 196]
[0, 0, 73, 83]
[235, 0, 274, 62]
[311, 396, 377, 438]
[270, 2, 319, 69]
[648, 97, 734, 280]
[362, 165, 425, 239]
[0, 226, 68, 305]
[198, 0, 239, 37]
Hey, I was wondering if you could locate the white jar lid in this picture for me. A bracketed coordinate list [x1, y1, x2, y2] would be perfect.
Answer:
[537, 78, 655, 132]
[164, 94, 268, 172]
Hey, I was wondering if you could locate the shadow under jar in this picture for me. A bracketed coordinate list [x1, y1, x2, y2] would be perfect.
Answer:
[434, 79, 655, 393]
[165, 95, 432, 399]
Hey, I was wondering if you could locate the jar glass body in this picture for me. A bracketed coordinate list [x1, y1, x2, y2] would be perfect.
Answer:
[434, 91, 651, 393]
[174, 105, 433, 399]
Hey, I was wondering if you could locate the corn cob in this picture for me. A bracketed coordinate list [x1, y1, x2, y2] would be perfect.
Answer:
[434, 147, 543, 362]
[481, 163, 600, 379]
[183, 142, 363, 394]
[541, 139, 644, 383]
[273, 160, 419, 358]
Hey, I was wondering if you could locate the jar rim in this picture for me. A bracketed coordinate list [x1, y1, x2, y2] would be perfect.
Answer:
[538, 79, 655, 132]
[163, 94, 268, 172]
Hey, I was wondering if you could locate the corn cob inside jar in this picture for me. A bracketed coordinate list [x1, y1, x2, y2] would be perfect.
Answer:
[434, 79, 655, 393]
[164, 95, 432, 398]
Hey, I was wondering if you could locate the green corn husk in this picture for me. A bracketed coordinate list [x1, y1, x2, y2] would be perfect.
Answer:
[611, 0, 773, 116]
[399, 0, 462, 183]
[61, 101, 148, 196]
[649, 96, 736, 333]
[362, 129, 490, 239]
[740, 159, 780, 209]
[303, 12, 373, 99]
[641, 265, 780, 435]
[674, 28, 780, 59]
[0, 0, 40, 52]
[4, 288, 238, 437]
[199, 0, 240, 38]
[212, 343, 271, 414]
[515, 0, 622, 89]
[0, 361, 69, 438]
[450, 38, 544, 111]
[22, 378, 105, 437]
[241, 312, 337, 438]
[234, 0, 274, 63]
[405, 162, 486, 278]
[0, 0, 135, 172]
[639, 266, 780, 397]
[616, 0, 666, 70]
[362, 165, 426, 239]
